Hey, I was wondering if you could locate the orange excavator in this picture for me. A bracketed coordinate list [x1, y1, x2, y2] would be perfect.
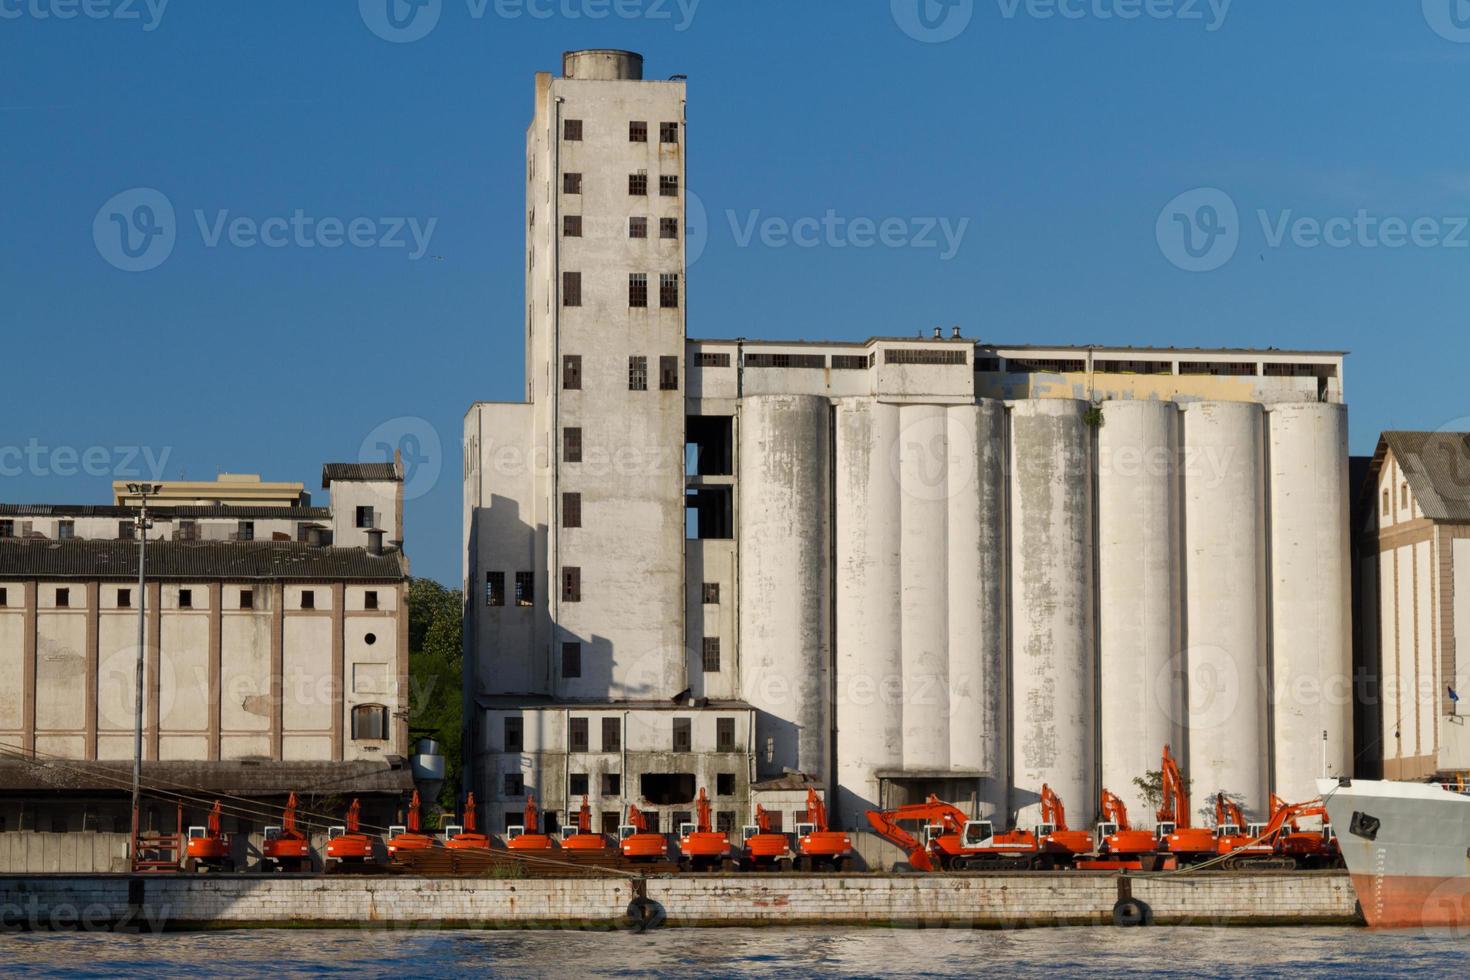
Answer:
[445, 793, 491, 851]
[620, 804, 668, 862]
[866, 794, 1056, 872]
[795, 789, 854, 872]
[678, 788, 736, 872]
[562, 796, 611, 852]
[325, 798, 377, 871]
[1271, 796, 1342, 869]
[1210, 795, 1338, 870]
[1078, 790, 1172, 871]
[1156, 744, 1219, 862]
[185, 800, 234, 873]
[741, 804, 794, 872]
[1036, 784, 1095, 865]
[261, 792, 311, 872]
[387, 791, 436, 860]
[506, 795, 558, 851]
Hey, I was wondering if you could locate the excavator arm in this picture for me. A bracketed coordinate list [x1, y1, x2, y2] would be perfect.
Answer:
[525, 796, 540, 835]
[696, 788, 712, 834]
[578, 796, 592, 834]
[754, 804, 771, 834]
[282, 792, 300, 838]
[1159, 744, 1189, 828]
[627, 804, 649, 834]
[863, 796, 970, 873]
[407, 791, 422, 833]
[805, 788, 829, 833]
[345, 798, 361, 835]
[1215, 793, 1245, 829]
[463, 793, 479, 834]
[1100, 790, 1130, 831]
[1041, 784, 1068, 832]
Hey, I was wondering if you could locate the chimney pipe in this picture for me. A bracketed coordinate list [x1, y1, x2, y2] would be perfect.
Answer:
[307, 525, 324, 548]
[952, 326, 962, 339]
[933, 327, 942, 339]
[367, 529, 384, 556]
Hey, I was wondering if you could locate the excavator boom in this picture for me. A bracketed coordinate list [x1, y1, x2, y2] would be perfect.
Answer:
[805, 789, 829, 833]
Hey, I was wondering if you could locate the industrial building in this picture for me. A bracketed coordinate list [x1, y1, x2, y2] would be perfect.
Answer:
[0, 466, 413, 836]
[464, 50, 1354, 833]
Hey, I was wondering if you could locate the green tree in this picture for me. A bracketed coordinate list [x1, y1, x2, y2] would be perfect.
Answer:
[407, 578, 464, 815]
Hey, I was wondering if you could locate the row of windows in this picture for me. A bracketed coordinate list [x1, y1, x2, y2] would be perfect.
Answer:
[560, 272, 681, 309]
[562, 172, 680, 198]
[564, 119, 680, 145]
[563, 216, 680, 240]
[503, 716, 737, 753]
[0, 586, 383, 612]
[556, 637, 720, 678]
[733, 352, 877, 370]
[0, 519, 353, 546]
[484, 571, 535, 607]
[562, 355, 679, 392]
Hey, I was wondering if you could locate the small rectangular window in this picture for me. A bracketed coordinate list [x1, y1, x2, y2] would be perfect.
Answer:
[56, 588, 70, 608]
[563, 644, 583, 681]
[629, 216, 648, 239]
[0, 520, 13, 538]
[179, 589, 193, 609]
[118, 520, 135, 540]
[563, 215, 582, 238]
[569, 716, 588, 750]
[57, 520, 75, 540]
[629, 356, 648, 391]
[564, 427, 583, 463]
[660, 273, 680, 309]
[515, 572, 534, 607]
[660, 218, 678, 239]
[659, 175, 679, 197]
[563, 172, 582, 195]
[301, 590, 315, 610]
[563, 492, 582, 529]
[717, 772, 736, 796]
[356, 506, 375, 529]
[486, 572, 505, 607]
[673, 717, 692, 753]
[629, 273, 648, 308]
[118, 588, 132, 609]
[564, 118, 583, 141]
[0, 588, 7, 607]
[703, 637, 722, 673]
[505, 717, 524, 752]
[236, 521, 254, 542]
[240, 589, 254, 610]
[702, 583, 720, 604]
[365, 590, 379, 611]
[1382, 490, 1390, 516]
[563, 354, 582, 390]
[831, 354, 869, 370]
[661, 122, 679, 144]
[699, 352, 731, 368]
[569, 773, 589, 796]
[602, 772, 621, 795]
[505, 773, 524, 796]
[351, 704, 388, 741]
[659, 356, 679, 391]
[1403, 483, 1410, 509]
[630, 121, 647, 142]
[716, 717, 735, 751]
[563, 271, 582, 307]
[629, 173, 648, 196]
[602, 717, 621, 752]
[562, 567, 581, 603]
[177, 520, 198, 542]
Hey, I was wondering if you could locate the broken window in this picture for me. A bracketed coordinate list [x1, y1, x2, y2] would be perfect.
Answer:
[562, 566, 581, 603]
[673, 717, 692, 753]
[563, 354, 582, 390]
[55, 588, 69, 608]
[563, 643, 582, 681]
[716, 717, 735, 751]
[660, 217, 678, 239]
[351, 704, 388, 740]
[236, 521, 254, 542]
[179, 589, 193, 609]
[702, 638, 721, 674]
[629, 216, 648, 239]
[562, 271, 582, 307]
[686, 487, 733, 540]
[118, 588, 132, 610]
[504, 717, 524, 752]
[505, 773, 524, 796]
[515, 572, 534, 607]
[716, 772, 736, 797]
[563, 427, 582, 463]
[57, 520, 75, 540]
[629, 173, 648, 196]
[629, 356, 648, 391]
[601, 717, 621, 752]
[686, 416, 734, 476]
[569, 773, 589, 795]
[659, 175, 679, 197]
[301, 590, 315, 610]
[486, 572, 505, 607]
[661, 122, 679, 144]
[356, 506, 375, 529]
[563, 172, 582, 195]
[641, 773, 696, 806]
[629, 121, 647, 143]
[659, 355, 679, 390]
[629, 273, 648, 308]
[0, 588, 7, 607]
[602, 773, 621, 795]
[563, 492, 582, 529]
[569, 716, 588, 751]
[240, 589, 253, 610]
[365, 590, 379, 610]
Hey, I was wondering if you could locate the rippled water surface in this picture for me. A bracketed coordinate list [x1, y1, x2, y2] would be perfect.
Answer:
[2, 926, 1465, 977]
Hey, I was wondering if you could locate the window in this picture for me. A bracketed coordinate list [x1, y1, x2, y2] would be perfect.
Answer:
[356, 506, 374, 529]
[702, 583, 720, 604]
[601, 717, 621, 752]
[486, 572, 505, 607]
[301, 590, 315, 610]
[564, 427, 583, 463]
[237, 521, 255, 542]
[179, 589, 193, 609]
[563, 354, 582, 390]
[660, 274, 680, 308]
[702, 638, 722, 673]
[659, 356, 679, 391]
[716, 717, 735, 751]
[56, 588, 70, 608]
[515, 572, 534, 607]
[602, 773, 621, 796]
[660, 217, 678, 239]
[563, 215, 582, 238]
[563, 271, 582, 307]
[629, 121, 647, 142]
[240, 589, 254, 610]
[564, 118, 583, 141]
[629, 216, 648, 239]
[1382, 490, 1390, 516]
[884, 348, 968, 366]
[673, 717, 692, 752]
[766, 810, 784, 832]
[563, 643, 582, 680]
[569, 717, 588, 751]
[569, 773, 589, 796]
[629, 173, 648, 196]
[1403, 483, 1410, 509]
[562, 566, 581, 603]
[629, 356, 648, 391]
[563, 492, 582, 529]
[0, 520, 12, 538]
[505, 773, 524, 797]
[659, 175, 679, 197]
[563, 172, 582, 194]
[661, 122, 679, 144]
[57, 520, 75, 540]
[177, 520, 198, 542]
[0, 588, 7, 607]
[832, 354, 869, 370]
[699, 352, 731, 368]
[745, 353, 826, 369]
[118, 520, 135, 540]
[716, 811, 734, 833]
[716, 772, 736, 797]
[351, 704, 388, 740]
[629, 273, 648, 308]
[365, 591, 379, 611]
[505, 717, 524, 752]
[118, 588, 132, 610]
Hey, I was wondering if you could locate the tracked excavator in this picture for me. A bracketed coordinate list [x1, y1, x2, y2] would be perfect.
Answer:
[741, 804, 795, 872]
[795, 789, 855, 872]
[865, 794, 1067, 871]
[1156, 744, 1219, 862]
[506, 795, 558, 852]
[562, 796, 611, 852]
[261, 792, 311, 872]
[325, 799, 377, 870]
[678, 788, 737, 872]
[1077, 790, 1173, 871]
[445, 793, 492, 851]
[387, 791, 436, 859]
[185, 800, 234, 873]
[619, 804, 669, 862]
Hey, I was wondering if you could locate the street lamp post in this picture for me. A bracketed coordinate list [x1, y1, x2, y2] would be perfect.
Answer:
[126, 483, 162, 866]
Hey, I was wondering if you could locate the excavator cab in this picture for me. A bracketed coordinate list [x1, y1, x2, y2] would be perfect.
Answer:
[678, 821, 697, 839]
[1156, 821, 1176, 840]
[741, 824, 759, 844]
[1095, 821, 1119, 848]
[1247, 822, 1268, 840]
[1215, 823, 1242, 840]
[794, 822, 816, 837]
[618, 824, 637, 842]
[505, 825, 525, 842]
[1036, 822, 1056, 838]
[921, 823, 945, 847]
[961, 821, 995, 848]
[443, 824, 464, 839]
[388, 824, 407, 838]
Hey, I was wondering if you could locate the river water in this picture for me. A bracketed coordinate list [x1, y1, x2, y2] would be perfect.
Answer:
[2, 926, 1465, 977]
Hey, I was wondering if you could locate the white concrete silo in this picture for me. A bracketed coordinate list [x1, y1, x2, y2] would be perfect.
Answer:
[1008, 399, 1095, 826]
[1266, 402, 1351, 804]
[1097, 400, 1183, 819]
[833, 398, 903, 818]
[1181, 401, 1269, 819]
[738, 395, 832, 786]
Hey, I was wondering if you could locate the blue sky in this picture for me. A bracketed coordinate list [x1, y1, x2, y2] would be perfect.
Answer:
[5, 1, 1470, 584]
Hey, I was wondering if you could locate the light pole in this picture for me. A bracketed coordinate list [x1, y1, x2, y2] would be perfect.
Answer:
[126, 483, 162, 864]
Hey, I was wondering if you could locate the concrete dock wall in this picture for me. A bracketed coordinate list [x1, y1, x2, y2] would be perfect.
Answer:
[0, 872, 1360, 930]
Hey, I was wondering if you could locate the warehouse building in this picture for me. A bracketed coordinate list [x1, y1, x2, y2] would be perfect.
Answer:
[464, 50, 1353, 832]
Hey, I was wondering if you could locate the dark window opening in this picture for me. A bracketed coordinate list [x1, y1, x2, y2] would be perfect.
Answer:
[176, 520, 198, 542]
[563, 172, 582, 195]
[563, 643, 582, 680]
[563, 215, 582, 238]
[0, 588, 7, 607]
[179, 589, 193, 609]
[0, 520, 12, 538]
[686, 415, 734, 476]
[240, 590, 254, 610]
[659, 175, 679, 197]
[563, 427, 582, 463]
[562, 271, 582, 307]
[1178, 361, 1258, 377]
[505, 773, 524, 797]
[629, 173, 648, 196]
[660, 217, 678, 239]
[702, 638, 722, 674]
[640, 773, 696, 806]
[629, 273, 648, 308]
[661, 122, 680, 144]
[515, 572, 534, 607]
[301, 590, 315, 610]
[659, 355, 679, 390]
[356, 506, 375, 529]
[601, 717, 621, 752]
[569, 717, 588, 751]
[716, 772, 736, 797]
[118, 588, 131, 609]
[569, 773, 589, 796]
[629, 121, 647, 142]
[351, 704, 388, 740]
[766, 810, 784, 831]
[365, 591, 379, 611]
[562, 566, 581, 603]
[629, 216, 648, 239]
[831, 354, 869, 370]
[884, 348, 967, 366]
[716, 717, 736, 751]
[563, 492, 582, 529]
[716, 811, 734, 833]
[486, 572, 505, 607]
[673, 717, 692, 752]
[602, 773, 621, 796]
[687, 486, 734, 541]
[564, 119, 583, 141]
[118, 520, 135, 540]
[702, 583, 720, 605]
[504, 717, 524, 752]
[55, 588, 71, 608]
[236, 521, 254, 542]
[563, 354, 582, 390]
[744, 352, 826, 369]
[660, 274, 680, 309]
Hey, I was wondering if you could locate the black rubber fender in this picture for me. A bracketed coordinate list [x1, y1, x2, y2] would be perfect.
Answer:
[626, 896, 666, 932]
[1112, 898, 1153, 928]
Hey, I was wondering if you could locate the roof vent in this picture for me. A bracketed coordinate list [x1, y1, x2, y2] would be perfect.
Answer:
[952, 326, 962, 339]
[367, 529, 385, 556]
[933, 328, 943, 339]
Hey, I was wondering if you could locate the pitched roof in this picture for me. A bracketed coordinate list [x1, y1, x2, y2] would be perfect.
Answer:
[0, 758, 413, 797]
[0, 538, 407, 581]
[1374, 431, 1470, 522]
[322, 463, 400, 487]
[0, 504, 330, 520]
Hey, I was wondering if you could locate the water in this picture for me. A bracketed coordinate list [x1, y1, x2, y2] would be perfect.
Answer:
[1, 927, 1464, 978]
